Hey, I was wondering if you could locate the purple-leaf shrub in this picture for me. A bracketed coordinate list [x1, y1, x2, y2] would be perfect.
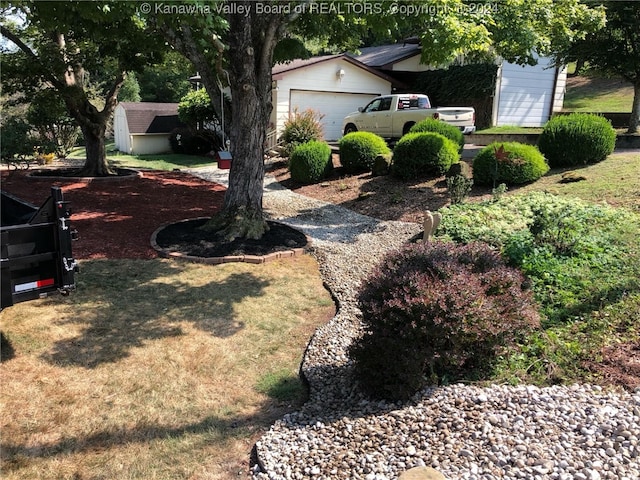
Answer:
[350, 241, 540, 400]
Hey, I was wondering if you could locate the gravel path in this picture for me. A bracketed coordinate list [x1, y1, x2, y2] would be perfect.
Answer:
[185, 165, 640, 480]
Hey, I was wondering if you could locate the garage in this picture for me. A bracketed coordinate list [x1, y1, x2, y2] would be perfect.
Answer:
[289, 90, 379, 141]
[271, 55, 398, 142]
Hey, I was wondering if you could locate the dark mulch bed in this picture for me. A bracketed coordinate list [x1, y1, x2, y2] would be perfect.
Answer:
[155, 218, 308, 257]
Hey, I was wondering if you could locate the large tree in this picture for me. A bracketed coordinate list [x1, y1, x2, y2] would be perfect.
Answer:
[148, 0, 604, 241]
[555, 0, 640, 133]
[1, 1, 166, 175]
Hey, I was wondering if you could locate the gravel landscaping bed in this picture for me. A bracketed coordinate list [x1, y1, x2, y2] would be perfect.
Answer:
[184, 166, 640, 480]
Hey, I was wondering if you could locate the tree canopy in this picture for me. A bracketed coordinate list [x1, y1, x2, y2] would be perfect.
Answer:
[555, 0, 640, 133]
[1, 1, 167, 175]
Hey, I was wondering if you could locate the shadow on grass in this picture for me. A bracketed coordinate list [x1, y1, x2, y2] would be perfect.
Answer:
[0, 412, 263, 469]
[40, 259, 269, 368]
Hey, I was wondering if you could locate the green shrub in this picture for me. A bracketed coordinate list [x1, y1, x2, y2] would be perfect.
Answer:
[0, 117, 36, 163]
[281, 108, 325, 157]
[447, 175, 474, 204]
[350, 241, 540, 400]
[538, 113, 616, 167]
[178, 89, 218, 128]
[472, 142, 549, 186]
[391, 132, 459, 180]
[437, 192, 640, 325]
[372, 153, 392, 176]
[339, 131, 390, 173]
[288, 141, 333, 183]
[445, 161, 472, 179]
[410, 118, 465, 152]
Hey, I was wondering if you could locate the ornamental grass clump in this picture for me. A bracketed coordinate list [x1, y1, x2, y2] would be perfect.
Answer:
[472, 142, 549, 186]
[410, 118, 465, 152]
[350, 241, 541, 400]
[288, 141, 333, 184]
[538, 113, 616, 167]
[392, 132, 459, 180]
[339, 131, 391, 173]
[281, 108, 325, 157]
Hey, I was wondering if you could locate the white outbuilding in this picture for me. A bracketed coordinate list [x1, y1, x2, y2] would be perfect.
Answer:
[113, 102, 183, 155]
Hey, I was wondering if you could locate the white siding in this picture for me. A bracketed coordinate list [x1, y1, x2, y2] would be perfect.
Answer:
[495, 56, 559, 127]
[272, 59, 391, 141]
[113, 105, 131, 153]
[130, 135, 172, 155]
[551, 66, 568, 113]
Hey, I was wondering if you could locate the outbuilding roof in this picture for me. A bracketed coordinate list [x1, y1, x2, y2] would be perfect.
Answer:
[118, 102, 183, 134]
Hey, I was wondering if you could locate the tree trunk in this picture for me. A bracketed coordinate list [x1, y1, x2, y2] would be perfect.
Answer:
[62, 79, 122, 176]
[77, 123, 112, 176]
[66, 98, 115, 176]
[202, 8, 283, 240]
[628, 80, 640, 134]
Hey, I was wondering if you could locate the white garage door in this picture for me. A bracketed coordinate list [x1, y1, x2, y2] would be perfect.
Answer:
[290, 90, 380, 141]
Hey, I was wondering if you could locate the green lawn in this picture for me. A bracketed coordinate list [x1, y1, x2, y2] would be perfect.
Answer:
[563, 75, 634, 112]
[68, 143, 216, 170]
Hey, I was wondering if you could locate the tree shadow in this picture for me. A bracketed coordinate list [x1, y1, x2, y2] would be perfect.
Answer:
[41, 259, 269, 368]
[1, 331, 16, 362]
[1, 410, 269, 470]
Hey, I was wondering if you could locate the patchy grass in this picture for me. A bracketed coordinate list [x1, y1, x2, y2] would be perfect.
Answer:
[564, 75, 634, 112]
[0, 257, 334, 479]
[514, 151, 640, 213]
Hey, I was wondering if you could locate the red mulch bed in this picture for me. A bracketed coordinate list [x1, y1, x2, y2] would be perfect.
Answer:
[1, 169, 226, 259]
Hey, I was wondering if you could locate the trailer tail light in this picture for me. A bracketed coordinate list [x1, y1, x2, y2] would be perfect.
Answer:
[14, 278, 55, 293]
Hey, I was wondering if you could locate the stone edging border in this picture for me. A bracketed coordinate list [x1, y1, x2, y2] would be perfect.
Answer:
[26, 168, 142, 183]
[150, 217, 310, 265]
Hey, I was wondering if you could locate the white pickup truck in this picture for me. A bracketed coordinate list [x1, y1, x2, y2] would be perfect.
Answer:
[342, 94, 476, 138]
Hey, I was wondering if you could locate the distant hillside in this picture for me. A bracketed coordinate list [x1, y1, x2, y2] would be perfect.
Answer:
[563, 76, 634, 112]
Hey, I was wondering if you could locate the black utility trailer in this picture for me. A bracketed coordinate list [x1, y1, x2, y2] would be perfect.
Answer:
[1, 187, 78, 309]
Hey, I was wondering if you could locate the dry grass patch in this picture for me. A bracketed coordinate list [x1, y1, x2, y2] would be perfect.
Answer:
[0, 256, 334, 479]
[514, 151, 640, 213]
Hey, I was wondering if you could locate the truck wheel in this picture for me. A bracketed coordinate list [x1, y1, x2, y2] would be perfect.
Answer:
[344, 124, 358, 135]
[402, 122, 415, 136]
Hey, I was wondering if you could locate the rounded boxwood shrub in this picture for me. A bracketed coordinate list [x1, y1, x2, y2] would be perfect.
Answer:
[409, 118, 465, 152]
[349, 241, 540, 400]
[472, 142, 549, 186]
[288, 140, 333, 184]
[538, 113, 616, 167]
[339, 132, 390, 173]
[392, 132, 459, 180]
